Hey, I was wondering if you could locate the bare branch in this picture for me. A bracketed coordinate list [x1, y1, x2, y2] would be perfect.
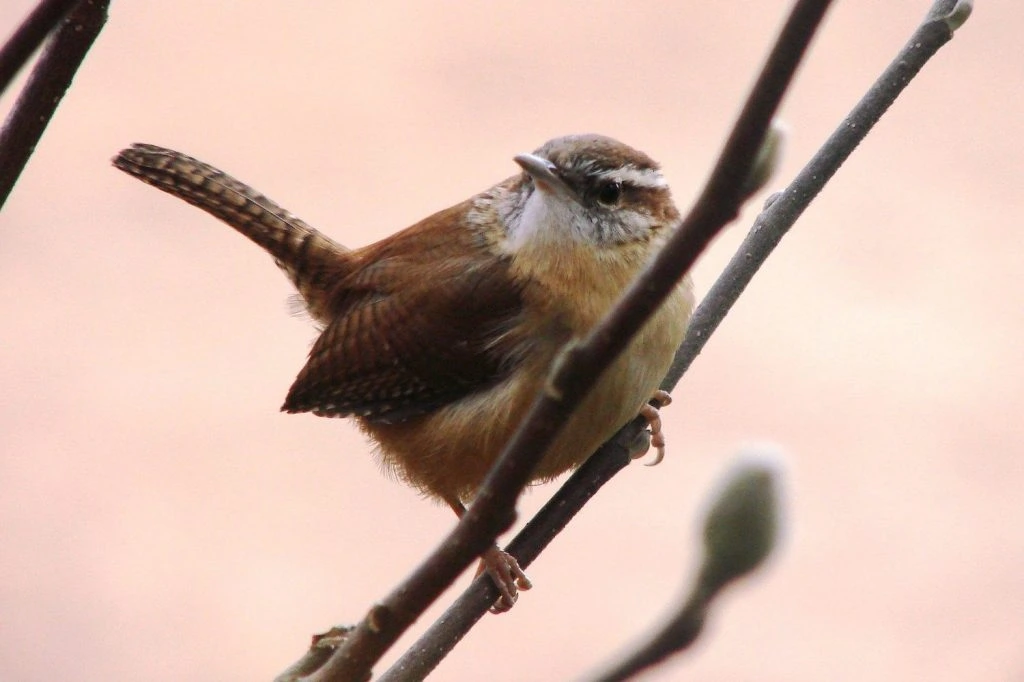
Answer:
[381, 0, 973, 678]
[0, 0, 79, 94]
[274, 627, 355, 682]
[0, 0, 109, 209]
[312, 1, 833, 679]
[665, 0, 974, 387]
[378, 425, 643, 682]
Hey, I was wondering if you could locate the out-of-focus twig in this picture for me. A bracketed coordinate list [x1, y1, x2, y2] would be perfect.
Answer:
[0, 0, 79, 95]
[589, 449, 783, 682]
[665, 0, 974, 386]
[0, 0, 109, 209]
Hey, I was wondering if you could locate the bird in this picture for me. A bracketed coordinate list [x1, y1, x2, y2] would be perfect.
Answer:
[113, 134, 694, 611]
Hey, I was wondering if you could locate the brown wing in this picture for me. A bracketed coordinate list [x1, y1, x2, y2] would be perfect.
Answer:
[281, 205, 525, 423]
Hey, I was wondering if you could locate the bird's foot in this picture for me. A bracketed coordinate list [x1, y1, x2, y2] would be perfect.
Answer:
[477, 545, 532, 613]
[632, 390, 671, 466]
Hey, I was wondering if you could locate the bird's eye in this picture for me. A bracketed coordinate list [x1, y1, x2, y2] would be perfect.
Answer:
[595, 181, 623, 207]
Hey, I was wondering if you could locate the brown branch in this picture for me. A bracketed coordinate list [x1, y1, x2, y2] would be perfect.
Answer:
[665, 0, 974, 387]
[0, 0, 79, 95]
[377, 422, 642, 682]
[274, 627, 356, 682]
[0, 0, 108, 209]
[378, 0, 973, 678]
[309, 1, 833, 680]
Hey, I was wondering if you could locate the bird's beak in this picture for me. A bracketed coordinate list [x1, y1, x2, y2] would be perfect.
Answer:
[514, 153, 575, 200]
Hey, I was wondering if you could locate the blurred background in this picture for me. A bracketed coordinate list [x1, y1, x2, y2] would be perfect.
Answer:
[1, 2, 1021, 680]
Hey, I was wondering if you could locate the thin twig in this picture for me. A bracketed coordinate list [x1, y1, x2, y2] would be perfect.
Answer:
[274, 628, 355, 682]
[666, 0, 974, 387]
[310, 1, 832, 680]
[0, 0, 108, 209]
[380, 0, 972, 678]
[590, 451, 783, 682]
[0, 0, 79, 95]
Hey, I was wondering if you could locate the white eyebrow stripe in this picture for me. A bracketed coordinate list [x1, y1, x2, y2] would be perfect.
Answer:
[595, 165, 667, 189]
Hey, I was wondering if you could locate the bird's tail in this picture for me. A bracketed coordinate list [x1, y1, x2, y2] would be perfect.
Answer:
[113, 143, 349, 324]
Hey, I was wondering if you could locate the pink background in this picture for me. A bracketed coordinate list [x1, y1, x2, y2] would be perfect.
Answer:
[2, 2, 1021, 680]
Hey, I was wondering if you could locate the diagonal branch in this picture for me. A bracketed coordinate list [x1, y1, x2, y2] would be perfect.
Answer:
[0, 0, 80, 94]
[666, 0, 973, 386]
[377, 420, 644, 682]
[311, 1, 834, 679]
[0, 0, 109, 209]
[378, 0, 973, 678]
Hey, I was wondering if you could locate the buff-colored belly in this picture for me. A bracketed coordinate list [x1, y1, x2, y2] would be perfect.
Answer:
[365, 279, 692, 505]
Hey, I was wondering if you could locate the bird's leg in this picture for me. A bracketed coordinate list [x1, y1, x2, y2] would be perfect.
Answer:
[631, 389, 672, 466]
[447, 500, 532, 613]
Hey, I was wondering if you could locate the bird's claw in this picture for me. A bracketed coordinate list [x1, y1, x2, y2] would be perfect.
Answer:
[634, 390, 671, 466]
[478, 546, 532, 613]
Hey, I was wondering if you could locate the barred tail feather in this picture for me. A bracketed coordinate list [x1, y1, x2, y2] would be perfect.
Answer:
[113, 143, 350, 323]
